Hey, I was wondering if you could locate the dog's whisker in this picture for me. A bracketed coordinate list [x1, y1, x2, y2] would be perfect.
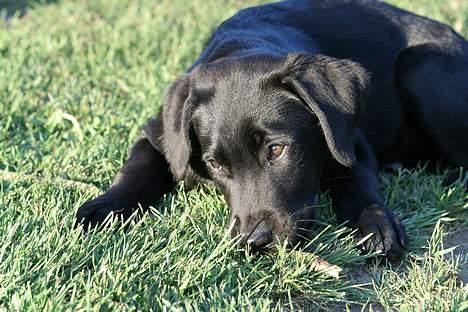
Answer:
[296, 233, 310, 241]
[321, 175, 369, 184]
[290, 207, 315, 218]
[288, 203, 327, 220]
[302, 203, 328, 208]
[293, 227, 315, 232]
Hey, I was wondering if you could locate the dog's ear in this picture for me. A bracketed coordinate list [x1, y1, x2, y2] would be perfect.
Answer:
[278, 54, 370, 167]
[158, 74, 199, 182]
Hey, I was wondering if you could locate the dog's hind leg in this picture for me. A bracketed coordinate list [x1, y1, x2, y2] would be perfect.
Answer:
[323, 131, 408, 258]
[395, 43, 468, 168]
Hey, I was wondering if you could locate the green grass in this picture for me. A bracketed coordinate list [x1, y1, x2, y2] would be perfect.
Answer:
[0, 0, 467, 310]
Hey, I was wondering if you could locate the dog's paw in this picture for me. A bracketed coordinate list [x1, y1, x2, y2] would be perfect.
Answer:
[75, 196, 132, 230]
[356, 204, 408, 259]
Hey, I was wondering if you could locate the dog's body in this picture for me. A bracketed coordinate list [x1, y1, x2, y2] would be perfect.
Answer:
[77, 0, 468, 258]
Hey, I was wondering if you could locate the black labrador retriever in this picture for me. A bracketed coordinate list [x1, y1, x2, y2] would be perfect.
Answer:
[76, 0, 468, 258]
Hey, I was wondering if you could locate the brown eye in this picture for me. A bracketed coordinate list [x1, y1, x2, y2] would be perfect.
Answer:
[208, 159, 223, 171]
[268, 144, 285, 160]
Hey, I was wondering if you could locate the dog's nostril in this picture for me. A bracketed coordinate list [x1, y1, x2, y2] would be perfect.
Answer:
[246, 230, 273, 249]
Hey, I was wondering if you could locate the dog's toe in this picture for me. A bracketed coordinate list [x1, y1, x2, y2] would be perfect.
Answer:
[357, 204, 407, 259]
[75, 196, 130, 230]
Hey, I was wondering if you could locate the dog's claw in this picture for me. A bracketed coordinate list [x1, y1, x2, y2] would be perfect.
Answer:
[75, 196, 131, 230]
[356, 204, 407, 259]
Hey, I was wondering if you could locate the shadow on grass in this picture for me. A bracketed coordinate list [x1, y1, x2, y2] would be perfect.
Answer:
[0, 0, 58, 19]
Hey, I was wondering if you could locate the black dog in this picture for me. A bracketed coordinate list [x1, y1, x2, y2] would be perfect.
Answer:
[76, 0, 468, 258]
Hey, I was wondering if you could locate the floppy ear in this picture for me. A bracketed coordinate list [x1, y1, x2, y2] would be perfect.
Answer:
[279, 54, 370, 167]
[157, 74, 197, 182]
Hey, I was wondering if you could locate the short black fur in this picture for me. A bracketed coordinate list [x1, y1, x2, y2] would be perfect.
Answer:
[76, 0, 468, 258]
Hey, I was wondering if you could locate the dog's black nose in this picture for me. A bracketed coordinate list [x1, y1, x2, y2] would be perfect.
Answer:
[246, 230, 273, 249]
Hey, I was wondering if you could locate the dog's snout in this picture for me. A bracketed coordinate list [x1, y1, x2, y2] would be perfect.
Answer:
[231, 214, 277, 250]
[246, 229, 273, 249]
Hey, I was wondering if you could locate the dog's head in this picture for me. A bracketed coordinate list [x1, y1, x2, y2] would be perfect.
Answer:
[160, 54, 369, 249]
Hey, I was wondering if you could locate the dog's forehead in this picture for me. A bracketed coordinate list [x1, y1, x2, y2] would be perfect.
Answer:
[193, 82, 289, 140]
[192, 59, 289, 120]
[192, 55, 282, 93]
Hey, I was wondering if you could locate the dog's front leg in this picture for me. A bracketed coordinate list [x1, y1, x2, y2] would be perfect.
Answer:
[75, 136, 175, 229]
[323, 133, 408, 258]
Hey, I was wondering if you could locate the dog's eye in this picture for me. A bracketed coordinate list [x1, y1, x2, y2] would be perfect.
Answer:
[268, 144, 285, 160]
[208, 159, 223, 171]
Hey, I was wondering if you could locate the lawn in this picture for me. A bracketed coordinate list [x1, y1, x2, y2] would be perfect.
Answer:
[0, 0, 467, 310]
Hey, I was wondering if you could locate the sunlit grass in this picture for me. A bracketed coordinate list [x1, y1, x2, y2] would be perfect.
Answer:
[0, 0, 466, 310]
